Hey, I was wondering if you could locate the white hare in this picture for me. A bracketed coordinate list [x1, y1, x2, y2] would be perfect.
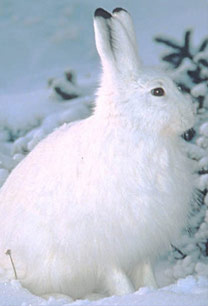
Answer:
[0, 8, 195, 299]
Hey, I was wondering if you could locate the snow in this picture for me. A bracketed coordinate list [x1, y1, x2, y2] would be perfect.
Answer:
[191, 83, 208, 98]
[0, 0, 208, 305]
[0, 276, 207, 306]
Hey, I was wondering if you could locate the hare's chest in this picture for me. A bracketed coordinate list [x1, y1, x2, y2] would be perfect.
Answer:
[121, 142, 188, 194]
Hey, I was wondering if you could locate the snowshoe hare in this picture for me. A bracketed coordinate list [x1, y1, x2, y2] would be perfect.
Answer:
[0, 8, 195, 299]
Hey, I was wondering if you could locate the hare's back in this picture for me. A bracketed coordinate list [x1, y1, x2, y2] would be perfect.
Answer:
[0, 119, 88, 209]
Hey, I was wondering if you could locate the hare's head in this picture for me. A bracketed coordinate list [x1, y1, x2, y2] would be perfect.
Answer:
[94, 8, 195, 136]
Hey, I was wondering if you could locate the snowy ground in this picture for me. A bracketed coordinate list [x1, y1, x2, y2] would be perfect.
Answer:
[0, 0, 208, 305]
[0, 276, 207, 306]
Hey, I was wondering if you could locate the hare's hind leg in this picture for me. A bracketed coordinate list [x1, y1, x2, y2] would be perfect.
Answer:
[142, 262, 157, 288]
[132, 261, 158, 290]
[103, 268, 134, 296]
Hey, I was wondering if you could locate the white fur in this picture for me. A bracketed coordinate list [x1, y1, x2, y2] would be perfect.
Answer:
[0, 8, 195, 299]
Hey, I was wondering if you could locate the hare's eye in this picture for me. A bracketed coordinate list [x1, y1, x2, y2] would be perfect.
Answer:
[151, 87, 165, 97]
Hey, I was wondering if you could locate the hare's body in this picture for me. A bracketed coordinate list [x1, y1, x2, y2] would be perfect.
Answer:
[0, 114, 192, 297]
[0, 8, 195, 299]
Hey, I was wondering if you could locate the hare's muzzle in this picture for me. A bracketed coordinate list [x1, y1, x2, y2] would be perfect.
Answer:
[182, 127, 195, 142]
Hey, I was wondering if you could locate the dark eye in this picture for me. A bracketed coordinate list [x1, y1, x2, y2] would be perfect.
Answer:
[151, 87, 165, 97]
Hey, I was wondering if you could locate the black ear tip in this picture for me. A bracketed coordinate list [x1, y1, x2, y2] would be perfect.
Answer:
[94, 8, 112, 19]
[112, 7, 128, 14]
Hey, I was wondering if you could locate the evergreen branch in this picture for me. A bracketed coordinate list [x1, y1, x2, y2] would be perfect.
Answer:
[154, 37, 181, 50]
[162, 53, 183, 67]
[198, 59, 208, 68]
[184, 30, 192, 50]
[199, 38, 208, 52]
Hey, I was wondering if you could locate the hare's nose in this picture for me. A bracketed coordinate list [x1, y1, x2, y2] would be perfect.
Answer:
[182, 128, 195, 142]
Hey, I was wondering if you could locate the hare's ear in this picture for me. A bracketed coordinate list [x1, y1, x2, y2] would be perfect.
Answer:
[112, 8, 141, 65]
[94, 8, 140, 82]
[94, 9, 116, 77]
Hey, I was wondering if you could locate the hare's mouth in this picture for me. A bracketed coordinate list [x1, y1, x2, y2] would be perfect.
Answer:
[182, 128, 195, 141]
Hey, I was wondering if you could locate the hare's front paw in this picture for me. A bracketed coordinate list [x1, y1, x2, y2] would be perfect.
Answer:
[42, 293, 73, 303]
[104, 268, 134, 296]
[84, 293, 106, 301]
[132, 262, 158, 290]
